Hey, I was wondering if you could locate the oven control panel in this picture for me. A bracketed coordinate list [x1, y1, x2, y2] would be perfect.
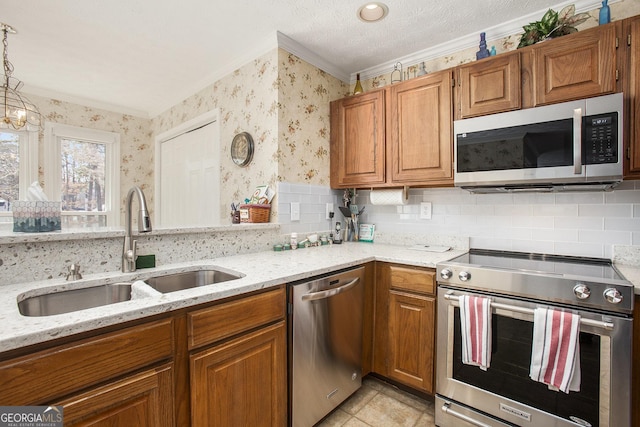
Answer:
[436, 264, 634, 314]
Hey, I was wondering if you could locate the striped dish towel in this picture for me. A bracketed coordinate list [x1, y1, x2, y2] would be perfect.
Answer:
[529, 308, 581, 393]
[459, 295, 492, 371]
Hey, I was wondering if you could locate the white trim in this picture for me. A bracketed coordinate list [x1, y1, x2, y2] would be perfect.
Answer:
[352, 0, 617, 82]
[154, 109, 220, 226]
[44, 122, 121, 226]
[276, 32, 351, 82]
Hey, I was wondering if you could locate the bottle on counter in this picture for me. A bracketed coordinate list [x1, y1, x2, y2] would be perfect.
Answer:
[290, 232, 298, 250]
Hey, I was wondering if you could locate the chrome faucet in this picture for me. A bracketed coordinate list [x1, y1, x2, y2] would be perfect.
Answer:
[122, 186, 152, 273]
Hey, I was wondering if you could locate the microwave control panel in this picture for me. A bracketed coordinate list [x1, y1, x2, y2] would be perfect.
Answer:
[583, 112, 618, 164]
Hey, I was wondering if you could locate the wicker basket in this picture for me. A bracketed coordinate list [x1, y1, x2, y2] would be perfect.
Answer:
[239, 204, 271, 223]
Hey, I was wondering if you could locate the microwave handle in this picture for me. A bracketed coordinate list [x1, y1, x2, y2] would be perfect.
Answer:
[573, 108, 583, 175]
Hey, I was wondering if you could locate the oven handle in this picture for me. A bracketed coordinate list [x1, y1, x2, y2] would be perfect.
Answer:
[441, 402, 493, 427]
[444, 293, 614, 331]
[301, 277, 359, 301]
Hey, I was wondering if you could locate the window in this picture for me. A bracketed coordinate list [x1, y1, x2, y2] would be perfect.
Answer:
[44, 123, 120, 228]
[0, 129, 38, 225]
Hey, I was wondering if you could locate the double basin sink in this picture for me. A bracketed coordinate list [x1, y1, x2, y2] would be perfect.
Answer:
[18, 268, 243, 317]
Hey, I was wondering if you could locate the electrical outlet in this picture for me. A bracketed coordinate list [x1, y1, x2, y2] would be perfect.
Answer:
[290, 202, 300, 221]
[326, 203, 334, 220]
[420, 202, 432, 219]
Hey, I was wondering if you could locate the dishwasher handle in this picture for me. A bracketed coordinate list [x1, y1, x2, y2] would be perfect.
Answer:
[301, 277, 360, 301]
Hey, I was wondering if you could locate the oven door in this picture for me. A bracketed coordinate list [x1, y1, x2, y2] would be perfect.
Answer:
[436, 287, 632, 427]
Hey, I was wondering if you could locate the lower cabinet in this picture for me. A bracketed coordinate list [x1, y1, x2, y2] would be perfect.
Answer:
[374, 262, 437, 394]
[0, 286, 287, 427]
[57, 364, 175, 427]
[190, 322, 287, 427]
[187, 286, 287, 427]
[388, 290, 435, 393]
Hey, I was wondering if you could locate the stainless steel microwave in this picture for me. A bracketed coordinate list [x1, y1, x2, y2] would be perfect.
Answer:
[454, 93, 623, 193]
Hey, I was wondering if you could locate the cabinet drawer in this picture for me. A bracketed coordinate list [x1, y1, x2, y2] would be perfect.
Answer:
[388, 265, 435, 294]
[188, 286, 285, 350]
[0, 318, 174, 405]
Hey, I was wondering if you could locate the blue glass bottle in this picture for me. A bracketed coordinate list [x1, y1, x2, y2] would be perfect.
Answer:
[476, 32, 490, 60]
[599, 0, 610, 25]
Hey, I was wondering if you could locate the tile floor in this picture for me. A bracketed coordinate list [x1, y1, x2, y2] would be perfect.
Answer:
[317, 377, 436, 427]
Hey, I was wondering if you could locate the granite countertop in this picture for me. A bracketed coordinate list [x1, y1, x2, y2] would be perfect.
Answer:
[0, 242, 466, 353]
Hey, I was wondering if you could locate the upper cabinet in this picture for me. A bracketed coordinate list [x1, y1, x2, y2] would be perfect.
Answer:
[624, 16, 640, 178]
[388, 70, 453, 184]
[330, 70, 454, 189]
[330, 89, 386, 188]
[529, 24, 618, 106]
[456, 51, 521, 119]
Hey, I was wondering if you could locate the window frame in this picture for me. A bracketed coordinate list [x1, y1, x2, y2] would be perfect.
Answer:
[0, 128, 38, 218]
[44, 122, 121, 227]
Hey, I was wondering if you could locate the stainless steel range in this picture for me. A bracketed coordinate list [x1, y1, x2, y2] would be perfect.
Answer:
[436, 249, 633, 427]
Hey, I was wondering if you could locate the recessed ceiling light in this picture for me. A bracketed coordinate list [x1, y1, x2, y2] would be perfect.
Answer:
[357, 2, 389, 23]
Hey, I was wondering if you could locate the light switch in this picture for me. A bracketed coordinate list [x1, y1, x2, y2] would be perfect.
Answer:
[291, 202, 300, 221]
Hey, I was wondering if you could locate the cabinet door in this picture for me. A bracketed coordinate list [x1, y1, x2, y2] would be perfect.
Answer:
[533, 24, 617, 105]
[330, 89, 386, 188]
[458, 52, 521, 118]
[627, 17, 640, 177]
[190, 321, 286, 427]
[388, 71, 453, 185]
[57, 364, 174, 427]
[388, 290, 435, 393]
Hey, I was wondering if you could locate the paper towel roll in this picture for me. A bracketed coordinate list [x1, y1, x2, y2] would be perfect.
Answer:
[370, 189, 408, 205]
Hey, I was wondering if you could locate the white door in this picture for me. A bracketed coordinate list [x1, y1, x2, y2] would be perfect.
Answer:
[158, 118, 220, 227]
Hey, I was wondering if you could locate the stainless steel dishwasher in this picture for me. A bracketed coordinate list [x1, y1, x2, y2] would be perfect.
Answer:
[288, 266, 365, 427]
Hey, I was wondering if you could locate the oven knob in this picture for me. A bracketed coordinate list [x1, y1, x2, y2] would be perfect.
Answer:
[440, 269, 453, 280]
[603, 288, 623, 304]
[458, 271, 471, 282]
[573, 283, 591, 299]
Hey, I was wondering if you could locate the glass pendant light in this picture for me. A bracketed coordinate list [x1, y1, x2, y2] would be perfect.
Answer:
[1, 23, 42, 131]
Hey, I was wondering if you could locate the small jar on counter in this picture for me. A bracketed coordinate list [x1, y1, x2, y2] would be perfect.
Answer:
[290, 232, 298, 250]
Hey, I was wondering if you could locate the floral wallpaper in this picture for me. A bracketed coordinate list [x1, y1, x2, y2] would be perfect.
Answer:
[27, 94, 153, 225]
[151, 48, 346, 223]
[276, 50, 347, 185]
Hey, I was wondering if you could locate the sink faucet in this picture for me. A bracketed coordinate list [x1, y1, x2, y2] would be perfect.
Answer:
[122, 186, 152, 273]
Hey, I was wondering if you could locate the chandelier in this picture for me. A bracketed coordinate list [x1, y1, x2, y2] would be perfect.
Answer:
[1, 23, 42, 131]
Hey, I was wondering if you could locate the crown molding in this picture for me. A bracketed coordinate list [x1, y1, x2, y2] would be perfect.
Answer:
[276, 32, 351, 82]
[354, 0, 612, 82]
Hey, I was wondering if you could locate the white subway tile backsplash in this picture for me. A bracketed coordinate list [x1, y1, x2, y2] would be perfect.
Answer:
[278, 183, 639, 258]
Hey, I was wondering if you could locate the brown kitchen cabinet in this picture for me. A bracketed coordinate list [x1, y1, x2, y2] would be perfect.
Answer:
[330, 88, 386, 188]
[374, 262, 436, 394]
[188, 286, 287, 427]
[0, 318, 176, 425]
[330, 70, 454, 189]
[0, 286, 287, 427]
[388, 70, 454, 185]
[456, 51, 521, 119]
[528, 23, 618, 106]
[624, 16, 640, 178]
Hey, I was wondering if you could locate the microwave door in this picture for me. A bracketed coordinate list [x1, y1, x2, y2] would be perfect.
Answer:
[455, 118, 584, 186]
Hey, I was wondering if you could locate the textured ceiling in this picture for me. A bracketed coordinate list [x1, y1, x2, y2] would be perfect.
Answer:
[3, 0, 576, 117]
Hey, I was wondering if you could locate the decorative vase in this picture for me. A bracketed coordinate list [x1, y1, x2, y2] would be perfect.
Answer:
[599, 0, 610, 25]
[476, 32, 490, 60]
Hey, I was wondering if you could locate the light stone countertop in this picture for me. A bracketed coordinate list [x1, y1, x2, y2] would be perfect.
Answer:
[617, 264, 640, 295]
[0, 242, 466, 353]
